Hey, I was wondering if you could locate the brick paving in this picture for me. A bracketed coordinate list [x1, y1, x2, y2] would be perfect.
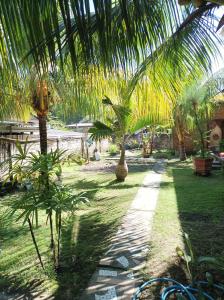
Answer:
[81, 160, 165, 300]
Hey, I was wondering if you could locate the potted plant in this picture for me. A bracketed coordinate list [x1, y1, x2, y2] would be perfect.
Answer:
[191, 99, 213, 176]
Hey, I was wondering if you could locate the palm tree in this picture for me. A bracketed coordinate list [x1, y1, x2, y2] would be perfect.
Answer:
[173, 72, 224, 160]
[0, 1, 222, 165]
[89, 97, 131, 181]
[173, 99, 192, 161]
[0, 1, 221, 117]
[0, 0, 221, 78]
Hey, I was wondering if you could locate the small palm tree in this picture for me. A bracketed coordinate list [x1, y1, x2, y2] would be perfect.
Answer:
[173, 99, 192, 161]
[173, 74, 223, 161]
[89, 97, 131, 181]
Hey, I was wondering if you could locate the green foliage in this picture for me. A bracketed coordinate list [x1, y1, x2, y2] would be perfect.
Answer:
[108, 144, 119, 156]
[66, 153, 87, 165]
[89, 121, 114, 141]
[173, 78, 221, 159]
[153, 150, 174, 160]
[176, 232, 224, 283]
[0, 160, 149, 297]
[89, 97, 131, 144]
[219, 139, 224, 152]
[0, 0, 221, 79]
[1, 143, 88, 270]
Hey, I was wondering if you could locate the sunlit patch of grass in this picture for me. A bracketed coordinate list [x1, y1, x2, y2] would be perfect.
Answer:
[0, 160, 150, 299]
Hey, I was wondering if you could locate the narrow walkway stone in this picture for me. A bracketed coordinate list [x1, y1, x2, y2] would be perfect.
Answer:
[81, 160, 165, 300]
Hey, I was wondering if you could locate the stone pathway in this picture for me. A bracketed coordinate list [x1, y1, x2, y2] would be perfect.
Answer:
[81, 160, 165, 300]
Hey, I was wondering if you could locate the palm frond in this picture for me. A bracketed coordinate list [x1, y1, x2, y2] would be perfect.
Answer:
[0, 0, 222, 77]
[89, 121, 113, 141]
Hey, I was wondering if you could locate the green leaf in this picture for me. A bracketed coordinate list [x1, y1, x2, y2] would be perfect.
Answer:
[205, 272, 214, 287]
[102, 96, 113, 106]
[89, 121, 114, 141]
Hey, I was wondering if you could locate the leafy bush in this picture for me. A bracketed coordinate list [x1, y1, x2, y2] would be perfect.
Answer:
[1, 143, 88, 270]
[108, 144, 119, 156]
[125, 139, 139, 150]
[177, 232, 224, 283]
[66, 152, 86, 165]
[153, 149, 174, 160]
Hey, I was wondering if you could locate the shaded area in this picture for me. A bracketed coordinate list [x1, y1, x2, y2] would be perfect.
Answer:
[143, 161, 224, 299]
[172, 165, 224, 259]
[54, 210, 120, 300]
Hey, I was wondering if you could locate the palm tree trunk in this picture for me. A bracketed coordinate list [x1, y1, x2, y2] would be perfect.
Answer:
[119, 145, 125, 165]
[38, 114, 48, 155]
[193, 109, 205, 157]
[7, 143, 13, 182]
[28, 218, 44, 269]
[179, 140, 187, 161]
[115, 143, 128, 181]
[176, 120, 187, 161]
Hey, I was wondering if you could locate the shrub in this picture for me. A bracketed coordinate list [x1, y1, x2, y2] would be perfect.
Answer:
[153, 149, 174, 160]
[108, 144, 119, 156]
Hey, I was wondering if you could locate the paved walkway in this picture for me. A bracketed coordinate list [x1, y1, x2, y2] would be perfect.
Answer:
[81, 160, 165, 300]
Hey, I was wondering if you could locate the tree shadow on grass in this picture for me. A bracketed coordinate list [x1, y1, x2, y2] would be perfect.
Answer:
[70, 178, 142, 192]
[172, 166, 224, 259]
[128, 163, 152, 173]
[141, 163, 224, 299]
[0, 223, 53, 299]
[54, 208, 121, 300]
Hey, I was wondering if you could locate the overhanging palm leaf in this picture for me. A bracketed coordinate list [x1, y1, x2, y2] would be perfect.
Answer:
[0, 0, 222, 77]
[89, 121, 113, 141]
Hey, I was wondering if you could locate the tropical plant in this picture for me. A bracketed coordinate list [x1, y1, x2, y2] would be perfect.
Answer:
[89, 97, 131, 181]
[178, 0, 224, 8]
[0, 0, 221, 76]
[177, 232, 224, 284]
[0, 0, 222, 167]
[173, 98, 193, 161]
[172, 73, 224, 161]
[108, 144, 119, 156]
[180, 84, 215, 158]
[1, 144, 88, 270]
[141, 125, 169, 157]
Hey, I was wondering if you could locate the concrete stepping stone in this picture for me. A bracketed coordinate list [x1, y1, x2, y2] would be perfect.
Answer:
[81, 161, 165, 300]
[81, 268, 138, 300]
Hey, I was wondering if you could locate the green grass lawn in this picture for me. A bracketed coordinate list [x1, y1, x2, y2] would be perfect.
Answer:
[0, 160, 150, 299]
[144, 160, 224, 298]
